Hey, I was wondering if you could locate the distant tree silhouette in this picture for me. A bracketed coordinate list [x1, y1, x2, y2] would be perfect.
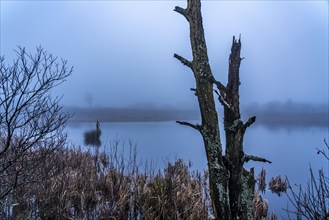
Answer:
[85, 92, 94, 108]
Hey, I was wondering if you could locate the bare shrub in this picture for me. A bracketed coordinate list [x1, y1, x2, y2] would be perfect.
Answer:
[0, 47, 72, 216]
[285, 139, 329, 220]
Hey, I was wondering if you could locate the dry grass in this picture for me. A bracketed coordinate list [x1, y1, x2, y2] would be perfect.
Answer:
[3, 141, 211, 219]
[257, 168, 267, 194]
[253, 169, 280, 220]
[268, 176, 287, 196]
[1, 139, 288, 219]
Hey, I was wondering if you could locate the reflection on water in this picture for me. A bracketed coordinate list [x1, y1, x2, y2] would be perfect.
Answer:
[66, 121, 328, 217]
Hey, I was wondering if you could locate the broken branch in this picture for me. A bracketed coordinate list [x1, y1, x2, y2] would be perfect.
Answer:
[243, 155, 272, 164]
[174, 53, 193, 69]
[244, 116, 256, 129]
[190, 88, 197, 96]
[174, 6, 188, 21]
[176, 120, 201, 131]
[214, 90, 230, 109]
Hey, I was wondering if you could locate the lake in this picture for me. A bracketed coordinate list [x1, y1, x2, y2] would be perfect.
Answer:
[66, 120, 328, 218]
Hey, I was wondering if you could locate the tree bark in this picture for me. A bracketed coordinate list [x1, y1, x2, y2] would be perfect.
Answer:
[224, 36, 255, 220]
[175, 1, 231, 219]
[174, 1, 270, 219]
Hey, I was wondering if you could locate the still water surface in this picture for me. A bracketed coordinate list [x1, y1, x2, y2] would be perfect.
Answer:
[66, 121, 328, 218]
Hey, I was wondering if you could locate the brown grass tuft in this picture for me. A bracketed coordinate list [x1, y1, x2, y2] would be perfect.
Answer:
[269, 176, 287, 196]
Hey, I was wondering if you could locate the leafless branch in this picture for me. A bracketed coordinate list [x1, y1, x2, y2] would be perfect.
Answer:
[176, 120, 201, 131]
[190, 88, 197, 96]
[174, 6, 188, 21]
[174, 53, 193, 69]
[316, 138, 329, 161]
[0, 46, 72, 199]
[243, 155, 272, 164]
[244, 116, 256, 129]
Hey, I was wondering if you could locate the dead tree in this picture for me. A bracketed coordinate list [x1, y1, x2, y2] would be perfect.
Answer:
[0, 47, 72, 202]
[174, 1, 271, 219]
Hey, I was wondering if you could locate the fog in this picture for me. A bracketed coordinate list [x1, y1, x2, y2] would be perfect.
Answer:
[243, 100, 328, 128]
[0, 1, 328, 108]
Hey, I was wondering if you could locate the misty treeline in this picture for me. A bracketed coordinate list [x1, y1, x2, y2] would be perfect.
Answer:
[65, 101, 328, 127]
[244, 101, 328, 127]
[66, 106, 199, 123]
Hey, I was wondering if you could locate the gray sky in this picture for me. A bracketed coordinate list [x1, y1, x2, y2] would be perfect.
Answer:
[1, 1, 328, 108]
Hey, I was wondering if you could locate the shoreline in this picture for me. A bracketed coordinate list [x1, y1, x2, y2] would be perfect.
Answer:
[66, 107, 328, 127]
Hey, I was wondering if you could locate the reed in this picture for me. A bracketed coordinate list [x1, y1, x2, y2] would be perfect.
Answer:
[3, 141, 211, 219]
[1, 139, 285, 219]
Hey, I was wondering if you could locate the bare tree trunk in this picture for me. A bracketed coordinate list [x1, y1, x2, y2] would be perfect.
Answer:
[223, 36, 256, 220]
[174, 1, 230, 218]
[174, 1, 271, 219]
